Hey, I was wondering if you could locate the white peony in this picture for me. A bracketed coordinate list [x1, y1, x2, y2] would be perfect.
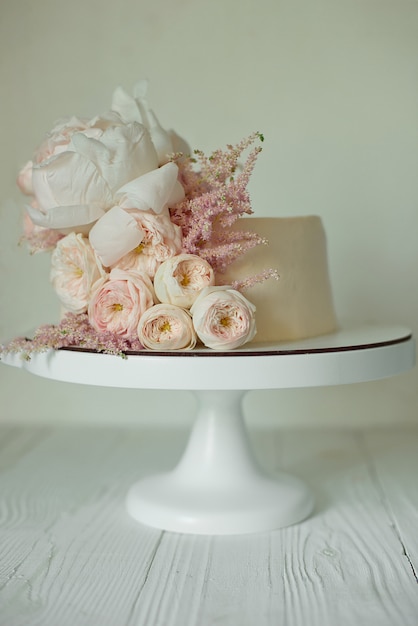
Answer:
[112, 80, 175, 165]
[26, 114, 160, 232]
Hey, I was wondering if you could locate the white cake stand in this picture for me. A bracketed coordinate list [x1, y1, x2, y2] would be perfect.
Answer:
[2, 325, 415, 535]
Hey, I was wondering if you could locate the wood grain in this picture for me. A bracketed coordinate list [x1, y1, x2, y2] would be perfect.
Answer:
[0, 426, 417, 625]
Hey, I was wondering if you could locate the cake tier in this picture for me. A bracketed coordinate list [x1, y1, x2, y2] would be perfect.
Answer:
[219, 216, 337, 343]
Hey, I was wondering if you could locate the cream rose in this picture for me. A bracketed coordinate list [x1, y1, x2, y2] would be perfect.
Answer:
[153, 254, 215, 309]
[26, 115, 159, 232]
[137, 304, 196, 351]
[190, 286, 257, 350]
[50, 232, 105, 313]
[88, 269, 154, 337]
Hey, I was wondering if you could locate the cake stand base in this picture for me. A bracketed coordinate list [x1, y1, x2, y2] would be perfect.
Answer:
[126, 390, 314, 535]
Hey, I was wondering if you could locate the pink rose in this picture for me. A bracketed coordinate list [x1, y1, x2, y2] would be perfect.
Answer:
[190, 286, 257, 350]
[137, 304, 196, 350]
[88, 268, 154, 337]
[153, 254, 215, 308]
[50, 232, 105, 313]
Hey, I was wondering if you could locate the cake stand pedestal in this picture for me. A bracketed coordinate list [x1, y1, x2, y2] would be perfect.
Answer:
[127, 389, 314, 534]
[2, 325, 415, 535]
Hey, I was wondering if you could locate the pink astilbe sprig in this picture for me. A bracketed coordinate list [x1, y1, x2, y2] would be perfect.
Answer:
[229, 268, 280, 293]
[170, 132, 265, 273]
[20, 215, 64, 254]
[0, 313, 144, 360]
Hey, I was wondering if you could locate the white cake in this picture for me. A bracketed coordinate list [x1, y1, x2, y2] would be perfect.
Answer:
[8, 81, 338, 354]
[220, 216, 338, 343]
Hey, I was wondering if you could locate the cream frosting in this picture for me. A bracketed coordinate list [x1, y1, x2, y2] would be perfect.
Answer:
[219, 216, 337, 343]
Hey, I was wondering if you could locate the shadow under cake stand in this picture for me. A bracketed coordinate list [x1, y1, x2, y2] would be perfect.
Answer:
[3, 325, 415, 535]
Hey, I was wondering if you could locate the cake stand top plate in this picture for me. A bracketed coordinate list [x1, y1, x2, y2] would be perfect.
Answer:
[2, 324, 414, 390]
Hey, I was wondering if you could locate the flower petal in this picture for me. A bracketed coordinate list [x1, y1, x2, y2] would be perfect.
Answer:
[116, 162, 184, 214]
[26, 202, 105, 230]
[113, 81, 175, 164]
[32, 150, 112, 213]
[17, 160, 34, 195]
[111, 86, 143, 123]
[89, 206, 145, 267]
[71, 123, 159, 194]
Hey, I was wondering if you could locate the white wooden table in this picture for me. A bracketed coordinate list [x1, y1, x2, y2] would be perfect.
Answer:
[0, 424, 417, 626]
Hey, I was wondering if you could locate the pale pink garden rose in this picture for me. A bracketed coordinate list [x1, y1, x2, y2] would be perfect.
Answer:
[138, 304, 196, 351]
[109, 209, 182, 277]
[25, 114, 160, 233]
[190, 286, 257, 350]
[50, 232, 105, 314]
[88, 268, 154, 337]
[153, 254, 215, 309]
[88, 162, 184, 267]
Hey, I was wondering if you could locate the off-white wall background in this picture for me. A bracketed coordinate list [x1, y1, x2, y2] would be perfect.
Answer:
[0, 0, 417, 427]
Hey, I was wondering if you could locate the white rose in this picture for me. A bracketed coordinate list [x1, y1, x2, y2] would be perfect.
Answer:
[138, 304, 196, 350]
[153, 254, 215, 309]
[190, 286, 257, 350]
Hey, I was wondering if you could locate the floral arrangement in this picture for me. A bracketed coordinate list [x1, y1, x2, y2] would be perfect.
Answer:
[3, 81, 277, 357]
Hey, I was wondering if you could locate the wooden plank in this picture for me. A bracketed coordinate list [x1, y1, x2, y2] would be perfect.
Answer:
[129, 428, 418, 626]
[273, 429, 418, 626]
[0, 428, 187, 626]
[0, 427, 417, 626]
[362, 427, 418, 583]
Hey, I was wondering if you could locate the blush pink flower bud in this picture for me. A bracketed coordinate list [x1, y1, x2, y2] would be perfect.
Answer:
[17, 160, 34, 196]
[137, 304, 196, 350]
[153, 254, 215, 308]
[190, 286, 257, 350]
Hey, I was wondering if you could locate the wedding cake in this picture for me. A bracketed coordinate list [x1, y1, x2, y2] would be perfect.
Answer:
[4, 81, 337, 355]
